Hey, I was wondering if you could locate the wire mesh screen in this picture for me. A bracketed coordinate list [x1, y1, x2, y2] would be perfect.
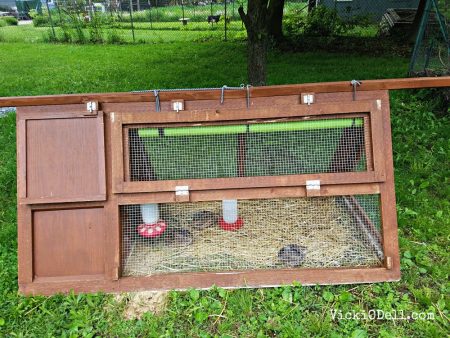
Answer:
[120, 195, 384, 276]
[128, 117, 368, 181]
[409, 0, 449, 76]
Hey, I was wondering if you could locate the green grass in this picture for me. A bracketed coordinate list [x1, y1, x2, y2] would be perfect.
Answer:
[0, 23, 246, 43]
[0, 42, 409, 96]
[0, 42, 449, 336]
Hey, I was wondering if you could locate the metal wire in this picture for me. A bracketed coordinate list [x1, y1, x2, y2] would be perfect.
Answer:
[128, 117, 367, 181]
[121, 194, 383, 277]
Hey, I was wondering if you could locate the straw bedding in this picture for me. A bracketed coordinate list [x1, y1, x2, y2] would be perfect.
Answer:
[122, 198, 382, 276]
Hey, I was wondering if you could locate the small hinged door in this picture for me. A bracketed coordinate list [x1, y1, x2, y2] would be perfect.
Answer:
[17, 110, 106, 204]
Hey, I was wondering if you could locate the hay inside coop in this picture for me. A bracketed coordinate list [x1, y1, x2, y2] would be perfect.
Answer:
[121, 196, 384, 277]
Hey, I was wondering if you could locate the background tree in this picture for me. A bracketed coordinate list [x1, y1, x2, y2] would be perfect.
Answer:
[238, 0, 286, 86]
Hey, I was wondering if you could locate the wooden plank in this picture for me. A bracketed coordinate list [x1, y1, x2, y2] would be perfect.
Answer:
[20, 194, 107, 205]
[102, 95, 301, 113]
[370, 100, 386, 181]
[111, 112, 125, 193]
[363, 116, 374, 171]
[119, 101, 373, 124]
[16, 115, 27, 199]
[19, 266, 400, 295]
[116, 183, 381, 205]
[119, 171, 382, 194]
[29, 201, 106, 210]
[378, 90, 401, 276]
[104, 114, 120, 281]
[123, 127, 131, 182]
[2, 77, 450, 107]
[16, 104, 89, 119]
[119, 112, 368, 129]
[17, 205, 33, 284]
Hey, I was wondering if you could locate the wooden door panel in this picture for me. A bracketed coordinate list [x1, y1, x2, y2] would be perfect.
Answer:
[33, 207, 106, 278]
[23, 116, 105, 203]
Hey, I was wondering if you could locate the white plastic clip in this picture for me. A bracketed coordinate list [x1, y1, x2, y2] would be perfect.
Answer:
[172, 100, 184, 112]
[175, 185, 190, 202]
[302, 94, 315, 105]
[306, 180, 321, 197]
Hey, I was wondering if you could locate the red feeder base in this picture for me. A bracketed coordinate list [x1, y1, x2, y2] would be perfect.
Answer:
[219, 217, 244, 231]
[137, 221, 167, 238]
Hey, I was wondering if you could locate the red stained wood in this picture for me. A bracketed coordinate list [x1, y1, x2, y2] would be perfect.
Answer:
[33, 207, 106, 278]
[2, 76, 449, 107]
[24, 116, 106, 202]
[20, 266, 400, 296]
[14, 85, 403, 295]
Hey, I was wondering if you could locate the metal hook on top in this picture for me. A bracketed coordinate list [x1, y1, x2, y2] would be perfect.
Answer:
[350, 80, 361, 101]
[153, 90, 161, 112]
[246, 84, 252, 109]
[220, 85, 228, 104]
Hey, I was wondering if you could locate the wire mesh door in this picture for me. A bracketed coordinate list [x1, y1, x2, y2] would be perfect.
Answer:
[108, 92, 399, 288]
[120, 194, 384, 277]
[113, 100, 386, 193]
[127, 117, 368, 182]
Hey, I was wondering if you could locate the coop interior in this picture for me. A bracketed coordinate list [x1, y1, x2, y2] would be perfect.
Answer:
[120, 195, 384, 277]
[120, 115, 383, 277]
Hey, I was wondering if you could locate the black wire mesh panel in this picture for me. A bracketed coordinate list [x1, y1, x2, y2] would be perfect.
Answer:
[409, 0, 449, 76]
[120, 195, 384, 277]
[128, 117, 367, 181]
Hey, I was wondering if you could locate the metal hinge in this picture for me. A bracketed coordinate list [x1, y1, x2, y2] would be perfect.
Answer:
[175, 185, 190, 202]
[84, 101, 99, 116]
[306, 180, 321, 197]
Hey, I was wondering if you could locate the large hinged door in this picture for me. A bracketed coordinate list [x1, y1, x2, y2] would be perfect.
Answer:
[17, 107, 110, 286]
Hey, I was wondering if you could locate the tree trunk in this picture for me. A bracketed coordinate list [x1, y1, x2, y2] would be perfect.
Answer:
[239, 0, 269, 86]
[308, 0, 316, 13]
[267, 0, 285, 42]
[247, 33, 268, 86]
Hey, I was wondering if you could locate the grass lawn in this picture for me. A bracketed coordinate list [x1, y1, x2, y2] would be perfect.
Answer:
[0, 23, 245, 43]
[0, 42, 449, 337]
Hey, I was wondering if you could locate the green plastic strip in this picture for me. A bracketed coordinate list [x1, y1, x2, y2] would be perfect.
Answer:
[138, 119, 362, 137]
[138, 125, 247, 137]
[138, 128, 160, 137]
[249, 118, 362, 133]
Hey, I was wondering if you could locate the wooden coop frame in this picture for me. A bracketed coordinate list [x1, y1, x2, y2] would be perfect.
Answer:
[2, 76, 449, 295]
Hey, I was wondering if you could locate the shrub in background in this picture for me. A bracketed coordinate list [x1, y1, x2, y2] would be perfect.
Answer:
[3, 16, 18, 25]
[0, 16, 19, 27]
[284, 5, 370, 38]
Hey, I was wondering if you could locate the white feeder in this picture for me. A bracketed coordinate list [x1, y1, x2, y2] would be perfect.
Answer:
[140, 203, 159, 224]
[222, 199, 238, 224]
[219, 199, 243, 231]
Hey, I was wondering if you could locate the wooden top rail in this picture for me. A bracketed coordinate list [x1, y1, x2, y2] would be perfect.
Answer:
[1, 77, 449, 107]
